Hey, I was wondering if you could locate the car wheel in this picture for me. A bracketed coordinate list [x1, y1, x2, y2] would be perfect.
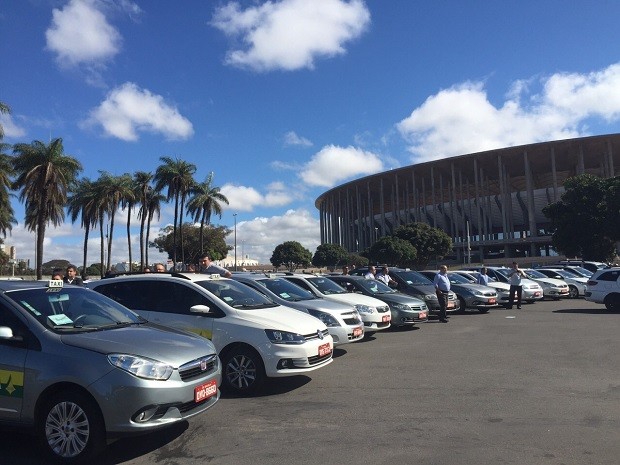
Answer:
[568, 285, 579, 298]
[458, 297, 467, 313]
[37, 389, 105, 463]
[604, 294, 620, 312]
[478, 308, 489, 313]
[221, 345, 265, 396]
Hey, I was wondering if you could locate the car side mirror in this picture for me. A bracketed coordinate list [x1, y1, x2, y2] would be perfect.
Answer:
[0, 326, 13, 339]
[190, 305, 212, 314]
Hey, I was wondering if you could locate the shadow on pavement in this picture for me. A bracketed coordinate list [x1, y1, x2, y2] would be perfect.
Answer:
[553, 308, 619, 314]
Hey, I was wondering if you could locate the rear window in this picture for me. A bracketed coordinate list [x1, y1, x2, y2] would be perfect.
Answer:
[596, 270, 620, 281]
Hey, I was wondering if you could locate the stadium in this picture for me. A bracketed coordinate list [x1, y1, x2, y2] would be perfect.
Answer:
[315, 133, 619, 264]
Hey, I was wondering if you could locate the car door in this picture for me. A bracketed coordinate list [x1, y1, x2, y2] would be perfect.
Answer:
[0, 303, 28, 422]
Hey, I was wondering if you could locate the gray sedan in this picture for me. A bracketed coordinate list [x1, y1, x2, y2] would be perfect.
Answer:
[0, 280, 221, 463]
[419, 271, 499, 313]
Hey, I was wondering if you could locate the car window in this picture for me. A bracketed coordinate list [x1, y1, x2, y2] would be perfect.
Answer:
[447, 273, 471, 284]
[306, 277, 348, 295]
[392, 271, 432, 285]
[0, 303, 33, 348]
[257, 278, 314, 302]
[524, 269, 547, 279]
[597, 270, 620, 281]
[194, 279, 277, 309]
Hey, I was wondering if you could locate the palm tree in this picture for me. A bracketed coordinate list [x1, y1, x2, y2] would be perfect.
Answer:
[11, 138, 82, 279]
[0, 143, 16, 237]
[118, 173, 136, 270]
[145, 189, 165, 267]
[134, 171, 153, 270]
[187, 172, 229, 254]
[154, 157, 196, 266]
[67, 178, 99, 278]
[0, 102, 10, 140]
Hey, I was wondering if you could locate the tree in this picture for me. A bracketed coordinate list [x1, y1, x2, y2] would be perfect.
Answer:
[12, 138, 82, 279]
[312, 243, 349, 270]
[0, 143, 16, 237]
[347, 253, 369, 268]
[145, 189, 165, 267]
[152, 223, 230, 265]
[154, 157, 197, 266]
[394, 222, 452, 269]
[67, 178, 99, 278]
[543, 174, 619, 261]
[0, 102, 9, 140]
[271, 241, 312, 271]
[134, 171, 153, 270]
[186, 172, 229, 255]
[367, 236, 417, 266]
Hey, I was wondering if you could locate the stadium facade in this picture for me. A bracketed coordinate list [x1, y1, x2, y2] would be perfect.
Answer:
[315, 134, 619, 263]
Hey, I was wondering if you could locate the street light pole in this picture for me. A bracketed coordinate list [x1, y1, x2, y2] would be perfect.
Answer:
[233, 213, 237, 272]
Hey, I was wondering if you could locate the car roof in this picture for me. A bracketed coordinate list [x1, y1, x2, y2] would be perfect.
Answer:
[95, 271, 229, 283]
[0, 280, 52, 292]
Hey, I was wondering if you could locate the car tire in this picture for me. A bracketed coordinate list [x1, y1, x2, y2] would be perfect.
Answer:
[37, 389, 106, 464]
[221, 345, 265, 396]
[604, 294, 620, 312]
[568, 285, 579, 299]
[478, 308, 489, 313]
[458, 297, 467, 313]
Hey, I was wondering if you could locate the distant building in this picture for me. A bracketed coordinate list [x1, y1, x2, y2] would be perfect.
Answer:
[217, 254, 259, 269]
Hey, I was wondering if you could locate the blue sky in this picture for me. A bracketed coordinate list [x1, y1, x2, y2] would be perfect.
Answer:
[2, 0, 620, 267]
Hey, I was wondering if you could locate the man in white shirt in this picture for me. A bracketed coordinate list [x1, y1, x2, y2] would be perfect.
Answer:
[375, 266, 395, 286]
[364, 266, 376, 280]
[433, 265, 450, 323]
[508, 262, 525, 309]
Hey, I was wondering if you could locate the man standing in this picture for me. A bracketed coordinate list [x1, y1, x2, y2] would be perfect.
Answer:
[508, 261, 526, 309]
[433, 265, 450, 323]
[364, 265, 376, 280]
[376, 266, 396, 286]
[199, 254, 232, 278]
[63, 265, 84, 286]
[477, 267, 490, 286]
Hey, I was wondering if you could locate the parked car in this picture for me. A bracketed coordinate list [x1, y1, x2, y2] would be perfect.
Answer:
[557, 260, 607, 274]
[522, 269, 570, 300]
[280, 274, 392, 334]
[328, 275, 429, 326]
[232, 273, 364, 345]
[537, 264, 593, 279]
[585, 267, 620, 310]
[452, 270, 512, 305]
[351, 267, 461, 314]
[0, 279, 221, 463]
[89, 273, 333, 395]
[417, 271, 498, 313]
[534, 268, 588, 298]
[462, 266, 544, 303]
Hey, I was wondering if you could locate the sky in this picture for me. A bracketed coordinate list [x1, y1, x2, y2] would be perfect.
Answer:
[2, 0, 620, 268]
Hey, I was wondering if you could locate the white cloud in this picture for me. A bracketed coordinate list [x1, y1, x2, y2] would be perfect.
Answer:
[211, 0, 371, 71]
[45, 0, 122, 67]
[299, 145, 384, 187]
[397, 63, 620, 162]
[221, 182, 295, 212]
[83, 82, 194, 141]
[283, 130, 313, 147]
[0, 113, 26, 139]
[229, 209, 320, 264]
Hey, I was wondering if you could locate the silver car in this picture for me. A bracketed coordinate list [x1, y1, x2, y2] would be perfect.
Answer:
[0, 280, 221, 463]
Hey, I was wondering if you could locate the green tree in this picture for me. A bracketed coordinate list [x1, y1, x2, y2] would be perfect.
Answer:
[145, 189, 165, 267]
[368, 236, 417, 266]
[154, 157, 197, 266]
[12, 138, 82, 279]
[0, 102, 9, 139]
[186, 172, 229, 255]
[394, 222, 452, 269]
[134, 171, 153, 270]
[347, 253, 369, 268]
[0, 143, 16, 237]
[312, 243, 349, 270]
[67, 178, 99, 278]
[271, 241, 312, 271]
[152, 223, 230, 265]
[543, 174, 619, 261]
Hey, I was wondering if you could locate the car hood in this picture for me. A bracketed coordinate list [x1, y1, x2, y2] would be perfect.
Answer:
[302, 298, 357, 314]
[453, 283, 497, 294]
[322, 292, 390, 308]
[367, 292, 425, 306]
[60, 323, 216, 366]
[485, 281, 511, 291]
[233, 306, 328, 333]
[532, 277, 567, 287]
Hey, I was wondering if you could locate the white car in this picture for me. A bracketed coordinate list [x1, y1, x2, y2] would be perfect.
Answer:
[453, 270, 512, 305]
[89, 273, 334, 395]
[522, 269, 570, 300]
[585, 267, 620, 310]
[232, 274, 364, 346]
[534, 268, 588, 298]
[463, 266, 544, 303]
[280, 274, 393, 334]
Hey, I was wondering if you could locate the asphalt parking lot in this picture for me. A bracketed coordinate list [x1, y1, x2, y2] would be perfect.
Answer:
[4, 298, 620, 465]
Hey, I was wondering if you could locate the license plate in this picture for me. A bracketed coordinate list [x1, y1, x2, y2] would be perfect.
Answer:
[447, 301, 455, 309]
[489, 298, 496, 304]
[534, 292, 541, 297]
[194, 380, 217, 403]
[353, 327, 363, 337]
[382, 315, 391, 322]
[419, 312, 427, 319]
[318, 343, 332, 357]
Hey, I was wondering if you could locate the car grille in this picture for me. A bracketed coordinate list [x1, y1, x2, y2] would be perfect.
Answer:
[303, 329, 330, 341]
[342, 311, 362, 325]
[178, 354, 219, 382]
[307, 352, 333, 365]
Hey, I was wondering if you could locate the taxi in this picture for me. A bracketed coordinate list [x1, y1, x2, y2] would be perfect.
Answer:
[0, 279, 221, 463]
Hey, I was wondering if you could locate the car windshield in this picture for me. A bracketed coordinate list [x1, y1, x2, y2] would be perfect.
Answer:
[455, 272, 477, 282]
[524, 269, 547, 279]
[550, 269, 578, 279]
[195, 279, 278, 309]
[256, 278, 315, 302]
[352, 279, 396, 294]
[306, 277, 348, 295]
[393, 271, 433, 285]
[495, 269, 512, 279]
[7, 286, 142, 333]
[568, 267, 592, 277]
[447, 273, 471, 284]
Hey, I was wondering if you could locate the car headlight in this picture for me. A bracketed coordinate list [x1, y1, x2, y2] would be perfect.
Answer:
[424, 294, 437, 301]
[391, 303, 411, 311]
[471, 290, 484, 296]
[265, 329, 305, 344]
[354, 304, 376, 314]
[108, 354, 173, 380]
[307, 309, 340, 327]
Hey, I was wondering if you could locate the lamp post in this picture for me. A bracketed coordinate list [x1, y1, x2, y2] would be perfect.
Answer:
[233, 213, 237, 271]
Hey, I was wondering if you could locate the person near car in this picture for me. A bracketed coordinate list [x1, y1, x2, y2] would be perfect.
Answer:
[342, 265, 350, 275]
[376, 266, 396, 286]
[153, 263, 166, 272]
[433, 265, 450, 323]
[364, 265, 376, 280]
[63, 264, 84, 286]
[477, 267, 490, 286]
[199, 253, 233, 278]
[508, 261, 526, 309]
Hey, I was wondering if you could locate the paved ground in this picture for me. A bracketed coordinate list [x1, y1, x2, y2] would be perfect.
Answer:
[4, 298, 620, 465]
